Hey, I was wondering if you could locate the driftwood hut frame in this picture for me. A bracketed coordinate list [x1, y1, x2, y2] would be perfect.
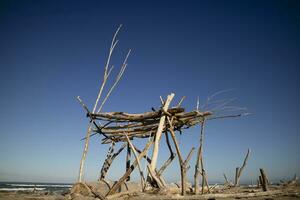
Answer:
[75, 25, 248, 197]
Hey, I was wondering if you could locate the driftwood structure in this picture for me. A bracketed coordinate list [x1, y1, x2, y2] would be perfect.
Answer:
[74, 25, 248, 198]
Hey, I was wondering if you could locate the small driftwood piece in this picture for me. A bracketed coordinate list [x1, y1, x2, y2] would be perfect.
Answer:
[259, 168, 269, 191]
[283, 174, 298, 186]
[234, 149, 250, 186]
[157, 132, 176, 176]
[223, 173, 233, 187]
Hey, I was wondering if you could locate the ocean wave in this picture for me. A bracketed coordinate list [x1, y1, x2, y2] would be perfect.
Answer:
[0, 187, 46, 191]
[7, 184, 72, 188]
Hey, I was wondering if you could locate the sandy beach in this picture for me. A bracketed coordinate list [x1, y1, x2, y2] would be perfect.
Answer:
[0, 185, 299, 200]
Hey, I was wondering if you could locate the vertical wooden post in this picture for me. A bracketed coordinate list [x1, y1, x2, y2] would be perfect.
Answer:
[167, 117, 194, 196]
[126, 143, 131, 181]
[124, 134, 145, 191]
[78, 124, 93, 182]
[194, 121, 210, 194]
[235, 149, 251, 186]
[235, 167, 240, 186]
[259, 168, 269, 191]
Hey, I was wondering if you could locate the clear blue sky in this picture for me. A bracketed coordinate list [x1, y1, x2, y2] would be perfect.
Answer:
[0, 0, 299, 184]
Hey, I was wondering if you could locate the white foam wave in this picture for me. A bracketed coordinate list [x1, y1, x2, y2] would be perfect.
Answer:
[7, 184, 72, 188]
[0, 187, 46, 191]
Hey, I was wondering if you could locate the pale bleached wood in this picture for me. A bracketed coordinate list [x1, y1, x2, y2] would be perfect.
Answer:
[235, 149, 251, 186]
[147, 165, 165, 189]
[78, 25, 123, 182]
[149, 93, 175, 172]
[166, 116, 195, 196]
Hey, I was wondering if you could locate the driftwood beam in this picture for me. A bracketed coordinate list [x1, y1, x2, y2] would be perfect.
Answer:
[90, 107, 184, 121]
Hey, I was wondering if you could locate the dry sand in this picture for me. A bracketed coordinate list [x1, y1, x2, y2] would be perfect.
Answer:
[0, 185, 299, 200]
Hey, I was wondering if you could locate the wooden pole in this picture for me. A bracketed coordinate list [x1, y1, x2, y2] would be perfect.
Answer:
[235, 149, 251, 186]
[149, 93, 174, 172]
[194, 121, 210, 194]
[235, 167, 240, 186]
[259, 168, 269, 191]
[126, 143, 131, 181]
[124, 134, 145, 191]
[166, 117, 194, 196]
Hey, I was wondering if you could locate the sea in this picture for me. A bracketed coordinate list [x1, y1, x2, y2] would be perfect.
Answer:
[0, 182, 73, 193]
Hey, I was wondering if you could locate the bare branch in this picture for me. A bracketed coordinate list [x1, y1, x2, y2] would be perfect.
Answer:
[97, 49, 131, 113]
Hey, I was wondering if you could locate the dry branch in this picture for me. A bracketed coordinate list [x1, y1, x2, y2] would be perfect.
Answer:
[235, 149, 250, 186]
[107, 139, 153, 196]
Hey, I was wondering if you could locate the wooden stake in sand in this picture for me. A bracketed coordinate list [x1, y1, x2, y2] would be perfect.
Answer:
[194, 121, 210, 194]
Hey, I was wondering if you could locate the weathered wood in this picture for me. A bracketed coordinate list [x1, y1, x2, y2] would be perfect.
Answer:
[106, 139, 153, 196]
[259, 168, 269, 191]
[223, 173, 231, 186]
[132, 144, 152, 164]
[167, 116, 195, 196]
[157, 153, 176, 176]
[124, 134, 145, 190]
[235, 167, 240, 186]
[99, 142, 116, 180]
[78, 25, 123, 182]
[91, 107, 184, 121]
[149, 93, 175, 172]
[157, 132, 176, 176]
[194, 121, 210, 194]
[147, 165, 165, 189]
[126, 143, 131, 181]
[235, 149, 251, 186]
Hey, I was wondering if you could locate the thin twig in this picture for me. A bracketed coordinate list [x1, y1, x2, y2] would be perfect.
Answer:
[97, 49, 131, 113]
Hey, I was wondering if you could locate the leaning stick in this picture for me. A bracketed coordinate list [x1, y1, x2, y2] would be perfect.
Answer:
[107, 139, 153, 196]
[167, 116, 194, 196]
[124, 133, 145, 191]
[149, 93, 175, 172]
[235, 149, 250, 186]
